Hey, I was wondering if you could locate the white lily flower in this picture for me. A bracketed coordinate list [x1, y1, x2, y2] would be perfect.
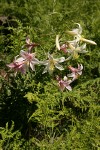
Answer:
[66, 41, 87, 60]
[42, 53, 65, 74]
[67, 23, 97, 45]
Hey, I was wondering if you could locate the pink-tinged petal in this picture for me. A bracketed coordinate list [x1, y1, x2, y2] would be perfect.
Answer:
[65, 85, 72, 91]
[30, 62, 35, 71]
[20, 65, 27, 74]
[60, 44, 68, 53]
[17, 63, 27, 74]
[25, 37, 39, 52]
[7, 63, 16, 68]
[26, 37, 31, 44]
[57, 76, 72, 92]
[26, 43, 39, 51]
[7, 58, 27, 75]
[20, 50, 28, 59]
[68, 64, 83, 80]
[19, 50, 40, 71]
[15, 57, 25, 62]
[59, 82, 65, 91]
[68, 66, 78, 72]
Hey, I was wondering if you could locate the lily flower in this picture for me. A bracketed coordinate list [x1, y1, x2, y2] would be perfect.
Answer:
[7, 57, 27, 76]
[56, 76, 72, 91]
[67, 23, 97, 45]
[20, 50, 40, 71]
[25, 37, 39, 51]
[67, 64, 83, 81]
[56, 35, 68, 53]
[41, 53, 65, 74]
[66, 41, 87, 60]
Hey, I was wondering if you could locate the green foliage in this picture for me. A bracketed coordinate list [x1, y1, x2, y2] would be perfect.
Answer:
[0, 121, 26, 150]
[0, 0, 100, 149]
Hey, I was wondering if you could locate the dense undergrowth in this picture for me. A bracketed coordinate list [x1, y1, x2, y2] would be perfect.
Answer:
[0, 0, 100, 149]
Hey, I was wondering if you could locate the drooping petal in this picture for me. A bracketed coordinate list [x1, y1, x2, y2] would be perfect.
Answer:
[65, 85, 72, 91]
[56, 35, 60, 50]
[81, 38, 97, 45]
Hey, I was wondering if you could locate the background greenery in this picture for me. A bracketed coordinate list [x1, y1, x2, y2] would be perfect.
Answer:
[0, 0, 100, 149]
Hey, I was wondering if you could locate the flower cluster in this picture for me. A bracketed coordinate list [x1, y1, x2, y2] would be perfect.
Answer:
[7, 24, 96, 91]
